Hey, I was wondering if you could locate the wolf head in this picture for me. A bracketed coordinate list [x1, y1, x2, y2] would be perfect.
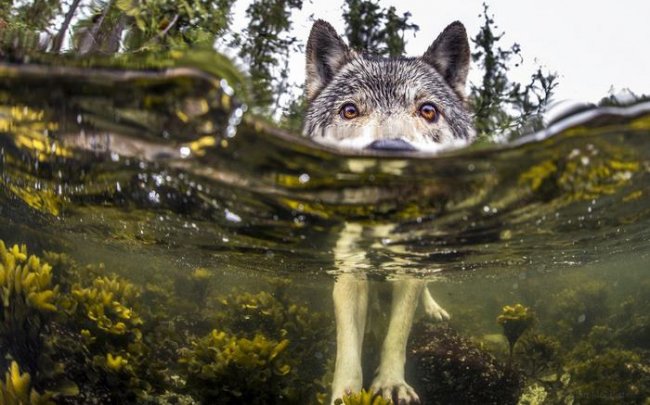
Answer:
[303, 20, 475, 152]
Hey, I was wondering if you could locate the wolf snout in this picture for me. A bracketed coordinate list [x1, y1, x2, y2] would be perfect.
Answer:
[366, 139, 417, 152]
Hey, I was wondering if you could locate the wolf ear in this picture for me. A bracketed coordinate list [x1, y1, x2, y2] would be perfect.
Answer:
[305, 20, 352, 100]
[422, 21, 471, 99]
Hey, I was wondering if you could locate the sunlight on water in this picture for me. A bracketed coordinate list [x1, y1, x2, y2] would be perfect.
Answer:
[1, 61, 649, 404]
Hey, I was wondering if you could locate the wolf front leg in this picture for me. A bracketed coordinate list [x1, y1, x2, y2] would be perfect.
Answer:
[330, 223, 368, 404]
[331, 274, 368, 402]
[371, 279, 425, 404]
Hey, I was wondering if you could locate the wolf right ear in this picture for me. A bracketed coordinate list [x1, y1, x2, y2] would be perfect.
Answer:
[422, 21, 471, 99]
[305, 20, 352, 100]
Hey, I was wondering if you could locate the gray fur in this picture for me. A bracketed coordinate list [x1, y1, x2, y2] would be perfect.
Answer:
[303, 20, 475, 152]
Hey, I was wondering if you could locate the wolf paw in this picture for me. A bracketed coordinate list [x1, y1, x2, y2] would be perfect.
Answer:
[331, 370, 363, 405]
[370, 377, 420, 405]
[422, 290, 450, 321]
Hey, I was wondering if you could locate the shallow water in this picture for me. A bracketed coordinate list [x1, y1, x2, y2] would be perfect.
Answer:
[0, 61, 649, 404]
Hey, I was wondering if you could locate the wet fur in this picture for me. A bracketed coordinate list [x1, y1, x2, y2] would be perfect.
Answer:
[302, 20, 474, 404]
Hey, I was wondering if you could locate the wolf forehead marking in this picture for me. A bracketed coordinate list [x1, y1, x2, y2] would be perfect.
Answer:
[303, 20, 475, 152]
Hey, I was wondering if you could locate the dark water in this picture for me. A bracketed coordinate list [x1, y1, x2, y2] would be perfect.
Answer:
[0, 62, 649, 404]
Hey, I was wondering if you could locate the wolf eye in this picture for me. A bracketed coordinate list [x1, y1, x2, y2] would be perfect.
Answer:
[340, 103, 359, 119]
[419, 103, 439, 123]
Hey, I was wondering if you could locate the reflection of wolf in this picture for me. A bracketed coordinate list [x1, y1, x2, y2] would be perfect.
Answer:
[302, 20, 475, 404]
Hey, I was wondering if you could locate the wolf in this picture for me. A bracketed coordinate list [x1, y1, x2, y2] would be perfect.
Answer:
[302, 20, 475, 404]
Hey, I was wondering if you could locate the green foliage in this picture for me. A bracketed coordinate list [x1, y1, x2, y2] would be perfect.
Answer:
[279, 90, 307, 132]
[115, 0, 237, 51]
[343, 0, 418, 56]
[469, 3, 558, 140]
[234, 0, 303, 114]
[1, 0, 237, 56]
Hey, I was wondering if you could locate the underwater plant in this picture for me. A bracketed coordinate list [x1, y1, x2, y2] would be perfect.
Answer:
[0, 361, 54, 405]
[516, 383, 547, 405]
[567, 348, 650, 404]
[516, 333, 561, 378]
[334, 389, 393, 405]
[0, 241, 59, 372]
[65, 273, 157, 401]
[209, 287, 335, 398]
[548, 281, 609, 343]
[179, 329, 292, 404]
[0, 240, 339, 403]
[497, 304, 535, 363]
[407, 321, 524, 405]
[70, 275, 143, 335]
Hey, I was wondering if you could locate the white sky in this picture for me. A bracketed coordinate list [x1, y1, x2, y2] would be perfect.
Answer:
[228, 0, 650, 104]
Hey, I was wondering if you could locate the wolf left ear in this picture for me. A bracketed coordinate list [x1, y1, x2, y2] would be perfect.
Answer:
[305, 20, 352, 100]
[422, 21, 471, 99]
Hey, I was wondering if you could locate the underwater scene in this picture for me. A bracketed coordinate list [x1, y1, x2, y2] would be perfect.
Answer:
[0, 58, 649, 405]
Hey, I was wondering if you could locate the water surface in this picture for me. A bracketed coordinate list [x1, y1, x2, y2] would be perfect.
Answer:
[0, 61, 649, 404]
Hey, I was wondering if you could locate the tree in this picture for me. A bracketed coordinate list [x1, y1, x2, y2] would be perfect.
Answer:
[469, 3, 558, 139]
[342, 0, 418, 56]
[234, 0, 303, 116]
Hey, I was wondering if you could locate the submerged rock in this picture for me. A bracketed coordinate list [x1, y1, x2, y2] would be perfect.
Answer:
[407, 321, 523, 405]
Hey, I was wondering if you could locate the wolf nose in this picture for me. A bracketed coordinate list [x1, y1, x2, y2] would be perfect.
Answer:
[366, 138, 417, 152]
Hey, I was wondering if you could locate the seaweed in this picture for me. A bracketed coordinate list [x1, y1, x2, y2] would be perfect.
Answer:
[0, 241, 58, 373]
[0, 240, 171, 403]
[179, 329, 292, 404]
[548, 281, 609, 343]
[181, 285, 335, 404]
[497, 304, 535, 365]
[515, 333, 561, 378]
[407, 321, 524, 405]
[0, 361, 54, 405]
[333, 389, 393, 405]
[567, 348, 650, 404]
